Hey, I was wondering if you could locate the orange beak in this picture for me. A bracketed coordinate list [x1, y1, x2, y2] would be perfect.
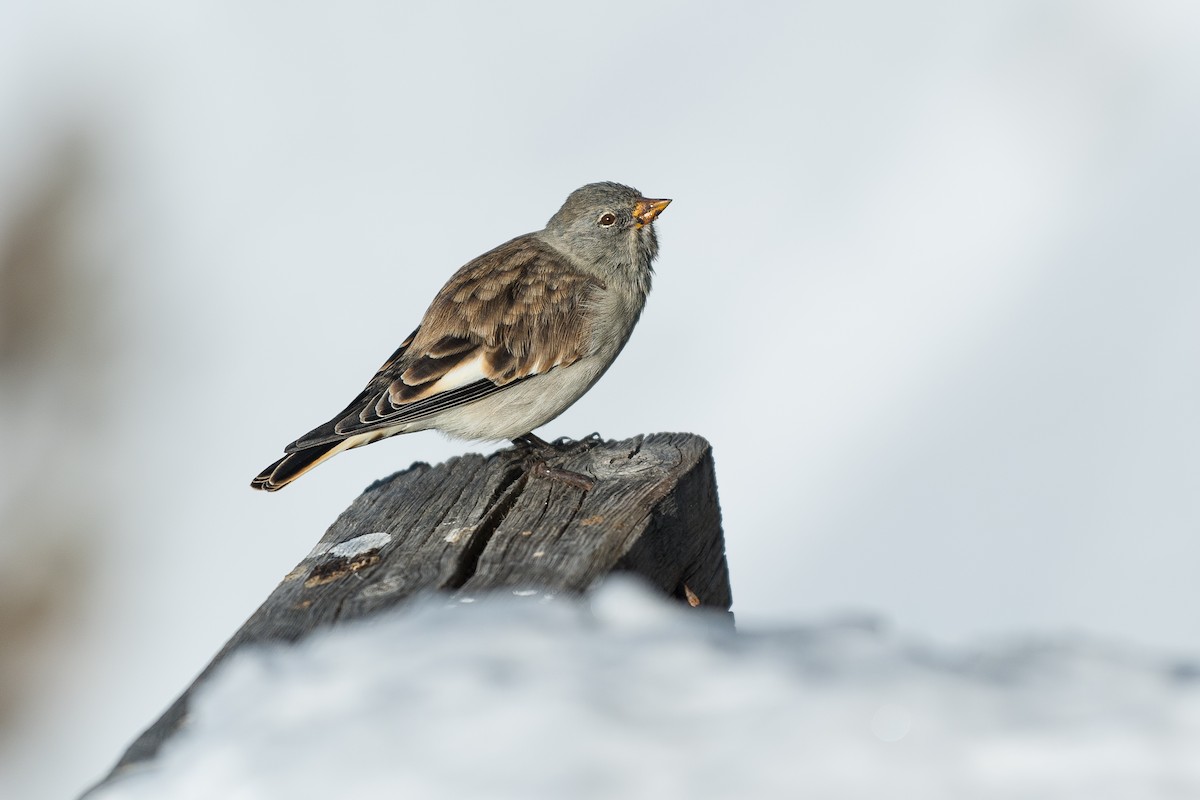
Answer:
[633, 198, 672, 229]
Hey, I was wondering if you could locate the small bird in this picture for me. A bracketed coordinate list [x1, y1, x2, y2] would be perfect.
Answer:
[251, 181, 670, 491]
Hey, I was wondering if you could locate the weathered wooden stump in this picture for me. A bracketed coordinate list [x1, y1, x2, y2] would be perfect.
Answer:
[88, 432, 730, 794]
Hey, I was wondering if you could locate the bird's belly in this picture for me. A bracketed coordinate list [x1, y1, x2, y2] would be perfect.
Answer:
[429, 355, 611, 441]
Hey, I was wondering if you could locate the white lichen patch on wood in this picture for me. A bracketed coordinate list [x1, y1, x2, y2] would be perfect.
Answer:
[442, 527, 472, 544]
[328, 532, 392, 559]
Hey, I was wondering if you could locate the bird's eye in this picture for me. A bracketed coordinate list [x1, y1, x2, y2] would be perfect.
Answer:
[598, 212, 617, 227]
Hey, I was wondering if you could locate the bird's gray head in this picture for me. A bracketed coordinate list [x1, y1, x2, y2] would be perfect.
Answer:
[541, 182, 670, 279]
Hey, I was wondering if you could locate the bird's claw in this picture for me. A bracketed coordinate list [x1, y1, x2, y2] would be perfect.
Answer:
[550, 432, 605, 455]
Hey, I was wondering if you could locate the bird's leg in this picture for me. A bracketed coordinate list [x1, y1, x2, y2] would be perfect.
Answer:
[511, 433, 554, 451]
[508, 433, 597, 491]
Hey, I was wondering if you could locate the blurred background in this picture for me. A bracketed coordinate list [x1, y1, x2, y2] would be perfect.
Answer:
[1, 1, 1198, 797]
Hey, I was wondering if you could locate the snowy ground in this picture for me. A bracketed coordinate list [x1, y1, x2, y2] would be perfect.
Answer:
[92, 579, 1200, 800]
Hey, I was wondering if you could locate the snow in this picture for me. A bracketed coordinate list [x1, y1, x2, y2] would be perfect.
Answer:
[92, 579, 1200, 800]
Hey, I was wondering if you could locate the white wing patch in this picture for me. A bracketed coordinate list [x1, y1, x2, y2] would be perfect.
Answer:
[391, 352, 491, 406]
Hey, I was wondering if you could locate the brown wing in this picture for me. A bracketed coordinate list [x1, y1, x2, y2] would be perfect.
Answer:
[287, 235, 603, 451]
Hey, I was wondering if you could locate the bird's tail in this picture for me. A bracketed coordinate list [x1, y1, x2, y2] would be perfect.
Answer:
[250, 440, 351, 492]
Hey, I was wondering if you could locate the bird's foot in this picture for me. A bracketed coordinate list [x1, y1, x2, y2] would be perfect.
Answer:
[510, 432, 604, 456]
[510, 433, 551, 454]
[508, 433, 600, 491]
[549, 432, 605, 456]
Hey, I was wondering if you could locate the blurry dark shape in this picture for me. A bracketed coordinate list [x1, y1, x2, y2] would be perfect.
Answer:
[1170, 660, 1200, 683]
[1, 137, 94, 371]
[0, 135, 106, 732]
[0, 531, 87, 725]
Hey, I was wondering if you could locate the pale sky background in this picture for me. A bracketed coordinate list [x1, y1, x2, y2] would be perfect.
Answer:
[1, 1, 1198, 798]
